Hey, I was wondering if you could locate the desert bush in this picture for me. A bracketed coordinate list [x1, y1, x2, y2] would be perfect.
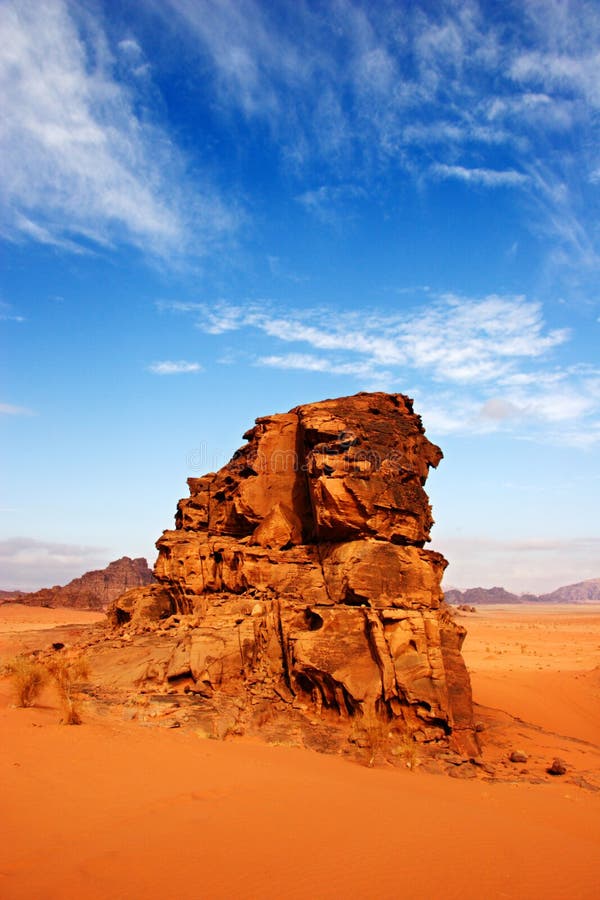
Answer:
[352, 704, 391, 767]
[46, 653, 90, 725]
[391, 731, 419, 770]
[7, 655, 48, 707]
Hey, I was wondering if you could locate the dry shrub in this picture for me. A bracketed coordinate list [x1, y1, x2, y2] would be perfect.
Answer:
[46, 653, 90, 725]
[353, 704, 391, 767]
[7, 655, 48, 708]
[391, 731, 419, 770]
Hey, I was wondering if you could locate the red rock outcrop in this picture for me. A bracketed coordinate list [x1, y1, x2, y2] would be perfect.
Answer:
[18, 557, 154, 610]
[112, 393, 478, 757]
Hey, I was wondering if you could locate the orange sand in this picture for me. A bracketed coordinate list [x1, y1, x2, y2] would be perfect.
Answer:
[1, 603, 599, 900]
[461, 604, 600, 745]
[0, 604, 105, 633]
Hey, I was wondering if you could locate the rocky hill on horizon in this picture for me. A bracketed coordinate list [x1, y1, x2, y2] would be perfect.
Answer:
[537, 577, 600, 604]
[0, 589, 26, 601]
[1, 557, 155, 610]
[445, 577, 600, 606]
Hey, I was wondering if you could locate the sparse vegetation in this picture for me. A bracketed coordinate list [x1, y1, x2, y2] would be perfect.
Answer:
[7, 655, 48, 707]
[352, 704, 392, 767]
[349, 704, 421, 769]
[391, 731, 419, 770]
[46, 653, 90, 725]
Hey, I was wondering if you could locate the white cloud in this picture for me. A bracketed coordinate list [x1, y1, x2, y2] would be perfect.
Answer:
[14, 214, 92, 254]
[296, 184, 367, 223]
[163, 292, 600, 444]
[431, 164, 528, 187]
[0, 301, 25, 323]
[518, 161, 600, 269]
[0, 0, 238, 259]
[118, 38, 142, 57]
[546, 421, 600, 449]
[0, 536, 110, 591]
[248, 295, 567, 384]
[258, 353, 387, 379]
[0, 402, 34, 416]
[156, 0, 600, 276]
[479, 398, 522, 421]
[159, 0, 310, 132]
[259, 353, 332, 373]
[148, 360, 203, 375]
[510, 50, 600, 107]
[183, 295, 568, 378]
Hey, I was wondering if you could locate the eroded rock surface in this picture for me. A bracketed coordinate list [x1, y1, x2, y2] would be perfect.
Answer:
[110, 393, 478, 757]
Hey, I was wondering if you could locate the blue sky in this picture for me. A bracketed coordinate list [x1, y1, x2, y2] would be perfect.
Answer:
[1, 0, 599, 593]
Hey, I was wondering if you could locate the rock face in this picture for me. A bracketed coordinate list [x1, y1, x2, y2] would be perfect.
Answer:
[19, 557, 154, 610]
[112, 393, 478, 756]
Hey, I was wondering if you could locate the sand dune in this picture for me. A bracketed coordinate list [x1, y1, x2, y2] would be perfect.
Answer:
[1, 603, 599, 899]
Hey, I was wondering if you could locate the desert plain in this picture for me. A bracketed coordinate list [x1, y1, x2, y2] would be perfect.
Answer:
[0, 601, 599, 900]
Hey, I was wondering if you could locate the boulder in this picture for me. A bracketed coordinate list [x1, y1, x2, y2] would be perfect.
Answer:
[510, 749, 528, 764]
[547, 758, 567, 776]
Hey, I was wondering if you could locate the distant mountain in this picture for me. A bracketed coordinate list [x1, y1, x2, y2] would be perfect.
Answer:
[444, 586, 526, 605]
[1, 557, 155, 610]
[537, 578, 600, 604]
[445, 577, 600, 605]
[0, 589, 26, 601]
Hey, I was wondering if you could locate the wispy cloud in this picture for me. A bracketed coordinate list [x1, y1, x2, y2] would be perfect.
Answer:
[296, 184, 367, 223]
[0, 301, 25, 323]
[14, 214, 92, 254]
[258, 353, 388, 380]
[510, 50, 600, 105]
[158, 0, 600, 276]
[0, 402, 34, 416]
[182, 294, 568, 382]
[148, 360, 203, 375]
[162, 292, 599, 444]
[4, 0, 598, 281]
[259, 353, 335, 373]
[0, 0, 238, 259]
[431, 164, 528, 187]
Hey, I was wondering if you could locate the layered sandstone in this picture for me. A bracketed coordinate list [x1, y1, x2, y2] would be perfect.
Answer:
[18, 557, 154, 610]
[112, 393, 478, 756]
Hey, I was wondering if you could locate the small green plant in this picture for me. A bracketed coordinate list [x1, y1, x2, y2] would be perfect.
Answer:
[7, 655, 48, 708]
[46, 654, 90, 725]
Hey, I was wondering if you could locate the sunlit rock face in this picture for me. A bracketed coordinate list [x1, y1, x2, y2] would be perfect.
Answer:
[111, 392, 478, 757]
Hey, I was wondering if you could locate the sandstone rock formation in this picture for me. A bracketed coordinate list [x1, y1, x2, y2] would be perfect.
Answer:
[17, 557, 154, 610]
[111, 393, 478, 757]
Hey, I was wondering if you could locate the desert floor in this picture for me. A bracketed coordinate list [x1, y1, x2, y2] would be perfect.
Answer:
[1, 602, 599, 900]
